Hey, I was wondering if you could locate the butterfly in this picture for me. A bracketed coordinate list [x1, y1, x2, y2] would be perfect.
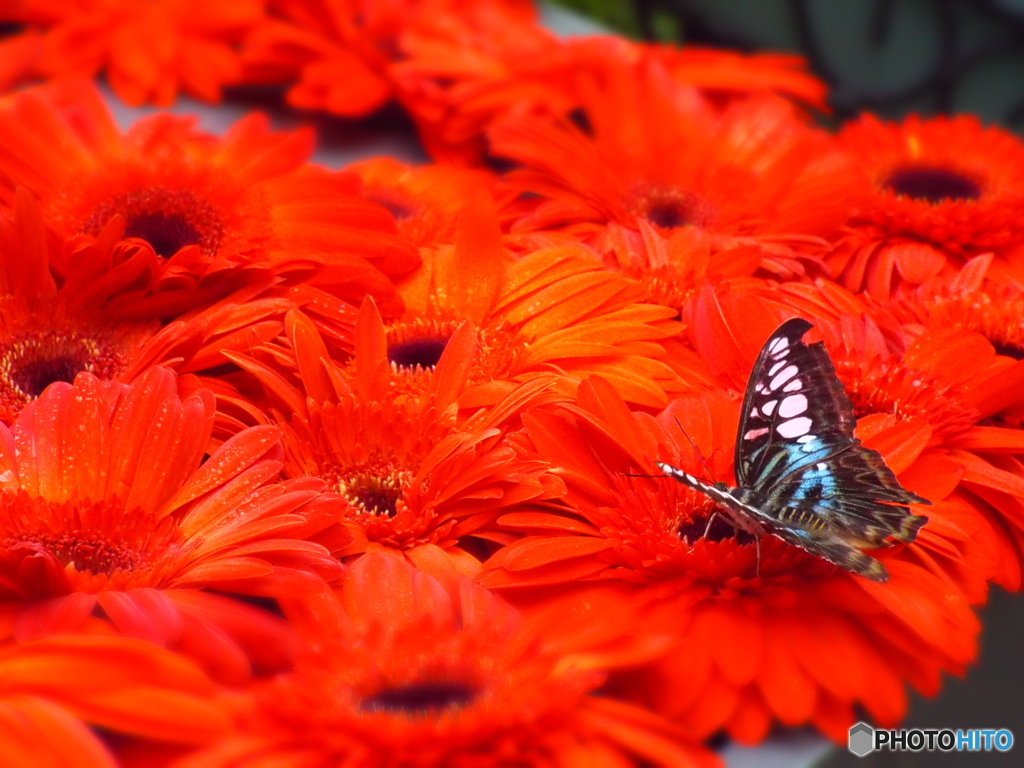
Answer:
[658, 318, 929, 582]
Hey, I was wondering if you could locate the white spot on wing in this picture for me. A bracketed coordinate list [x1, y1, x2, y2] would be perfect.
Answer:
[799, 434, 818, 451]
[761, 400, 778, 416]
[743, 427, 770, 440]
[777, 416, 813, 438]
[768, 337, 789, 355]
[768, 360, 786, 376]
[783, 378, 802, 392]
[779, 394, 808, 417]
[769, 365, 798, 391]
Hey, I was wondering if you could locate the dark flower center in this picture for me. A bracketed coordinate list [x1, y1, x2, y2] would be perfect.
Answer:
[336, 471, 409, 518]
[82, 187, 224, 258]
[884, 167, 981, 203]
[647, 203, 688, 229]
[678, 513, 755, 545]
[0, 330, 123, 405]
[10, 356, 82, 398]
[992, 342, 1024, 360]
[123, 212, 203, 259]
[387, 337, 450, 370]
[361, 681, 477, 715]
[627, 183, 715, 230]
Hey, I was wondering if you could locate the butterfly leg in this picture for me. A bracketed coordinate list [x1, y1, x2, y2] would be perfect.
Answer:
[702, 511, 721, 539]
[755, 534, 762, 580]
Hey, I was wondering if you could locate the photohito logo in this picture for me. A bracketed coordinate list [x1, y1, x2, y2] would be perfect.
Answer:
[848, 722, 1014, 757]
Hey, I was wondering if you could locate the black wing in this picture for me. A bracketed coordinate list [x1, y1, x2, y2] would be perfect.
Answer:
[735, 318, 854, 489]
[734, 318, 929, 555]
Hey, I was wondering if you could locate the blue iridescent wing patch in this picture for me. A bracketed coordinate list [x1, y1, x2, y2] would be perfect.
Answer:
[661, 318, 929, 582]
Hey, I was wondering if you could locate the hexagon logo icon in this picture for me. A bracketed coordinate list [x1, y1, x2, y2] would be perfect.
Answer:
[849, 722, 875, 757]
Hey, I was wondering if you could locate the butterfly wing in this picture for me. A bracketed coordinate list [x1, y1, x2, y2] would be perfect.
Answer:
[735, 318, 854, 490]
[762, 446, 929, 546]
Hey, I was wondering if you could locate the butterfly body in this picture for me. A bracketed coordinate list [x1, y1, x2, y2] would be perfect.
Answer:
[660, 318, 929, 582]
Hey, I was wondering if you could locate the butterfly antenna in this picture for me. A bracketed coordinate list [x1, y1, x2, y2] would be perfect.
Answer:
[673, 416, 718, 483]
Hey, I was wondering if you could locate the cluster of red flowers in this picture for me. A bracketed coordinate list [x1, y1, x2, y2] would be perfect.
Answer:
[2, 1, 1024, 765]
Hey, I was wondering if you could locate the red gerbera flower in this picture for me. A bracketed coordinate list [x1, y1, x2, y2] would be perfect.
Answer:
[0, 81, 418, 319]
[242, 0, 534, 119]
[231, 302, 565, 576]
[177, 549, 717, 768]
[482, 377, 989, 744]
[488, 57, 857, 278]
[0, 634, 228, 766]
[0, 367, 345, 682]
[5, 0, 263, 105]
[830, 113, 1024, 298]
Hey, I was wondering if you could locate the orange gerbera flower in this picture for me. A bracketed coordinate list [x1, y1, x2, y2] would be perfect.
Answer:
[231, 302, 565, 576]
[178, 550, 717, 768]
[0, 368, 345, 683]
[488, 57, 857, 278]
[242, 0, 534, 119]
[482, 378, 988, 744]
[830, 113, 1024, 298]
[5, 0, 263, 105]
[0, 634, 228, 766]
[0, 81, 418, 319]
[391, 201, 682, 409]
